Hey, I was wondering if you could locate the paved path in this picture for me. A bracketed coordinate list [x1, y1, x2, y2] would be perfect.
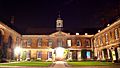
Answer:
[53, 61, 66, 68]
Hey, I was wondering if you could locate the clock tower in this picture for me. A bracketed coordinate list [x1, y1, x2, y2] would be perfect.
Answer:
[56, 12, 63, 31]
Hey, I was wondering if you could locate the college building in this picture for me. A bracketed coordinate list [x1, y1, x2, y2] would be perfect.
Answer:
[0, 16, 120, 62]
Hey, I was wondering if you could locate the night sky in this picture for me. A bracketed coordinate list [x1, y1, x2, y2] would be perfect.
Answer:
[0, 0, 119, 34]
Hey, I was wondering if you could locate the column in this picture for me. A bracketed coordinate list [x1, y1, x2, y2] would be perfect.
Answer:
[107, 49, 110, 59]
[67, 51, 72, 61]
[77, 51, 81, 61]
[102, 50, 105, 60]
[117, 47, 120, 60]
[97, 51, 100, 60]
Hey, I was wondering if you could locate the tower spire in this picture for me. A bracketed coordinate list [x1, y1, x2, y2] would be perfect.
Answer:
[56, 11, 63, 31]
[58, 11, 61, 18]
[57, 11, 61, 20]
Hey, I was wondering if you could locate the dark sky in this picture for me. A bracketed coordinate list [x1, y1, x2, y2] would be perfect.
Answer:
[0, 0, 119, 34]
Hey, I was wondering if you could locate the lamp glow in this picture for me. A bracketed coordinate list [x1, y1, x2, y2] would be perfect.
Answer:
[14, 47, 21, 55]
[55, 47, 65, 59]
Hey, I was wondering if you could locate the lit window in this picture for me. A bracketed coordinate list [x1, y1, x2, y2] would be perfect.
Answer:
[48, 39, 53, 47]
[38, 38, 42, 47]
[76, 40, 81, 46]
[27, 39, 32, 47]
[115, 29, 119, 40]
[67, 40, 71, 47]
[86, 51, 91, 59]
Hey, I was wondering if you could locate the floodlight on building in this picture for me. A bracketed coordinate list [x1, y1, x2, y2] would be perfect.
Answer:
[98, 30, 100, 33]
[85, 33, 88, 35]
[76, 33, 79, 35]
[68, 33, 70, 35]
[14, 47, 21, 55]
[107, 24, 110, 27]
[55, 47, 65, 59]
[14, 46, 22, 61]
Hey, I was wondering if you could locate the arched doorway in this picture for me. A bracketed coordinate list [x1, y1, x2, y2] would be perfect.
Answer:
[55, 47, 65, 61]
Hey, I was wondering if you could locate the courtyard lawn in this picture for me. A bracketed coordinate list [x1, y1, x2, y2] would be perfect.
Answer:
[0, 61, 52, 67]
[67, 61, 113, 66]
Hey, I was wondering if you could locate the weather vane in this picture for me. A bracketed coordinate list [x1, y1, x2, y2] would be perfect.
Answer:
[58, 11, 61, 18]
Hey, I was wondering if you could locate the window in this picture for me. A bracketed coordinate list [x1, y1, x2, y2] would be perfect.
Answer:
[105, 33, 108, 43]
[76, 40, 81, 46]
[67, 40, 71, 47]
[16, 37, 19, 46]
[37, 51, 42, 58]
[48, 52, 52, 58]
[22, 40, 27, 47]
[94, 38, 98, 47]
[86, 51, 91, 59]
[57, 38, 62, 47]
[100, 36, 103, 45]
[48, 39, 53, 47]
[110, 31, 112, 38]
[27, 39, 32, 47]
[85, 39, 90, 47]
[26, 50, 31, 59]
[38, 38, 42, 47]
[115, 28, 119, 40]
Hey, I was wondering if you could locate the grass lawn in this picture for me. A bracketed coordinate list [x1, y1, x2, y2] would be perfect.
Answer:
[0, 61, 52, 67]
[67, 61, 113, 66]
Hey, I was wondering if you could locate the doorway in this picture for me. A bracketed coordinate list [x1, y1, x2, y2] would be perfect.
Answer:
[55, 47, 65, 61]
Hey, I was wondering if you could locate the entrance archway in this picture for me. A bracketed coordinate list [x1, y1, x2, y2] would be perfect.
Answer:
[55, 47, 65, 61]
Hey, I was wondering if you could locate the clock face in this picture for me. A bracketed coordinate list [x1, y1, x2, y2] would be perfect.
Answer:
[57, 22, 63, 27]
[56, 20, 63, 28]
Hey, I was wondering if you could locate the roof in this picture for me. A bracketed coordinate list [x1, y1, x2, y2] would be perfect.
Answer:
[0, 17, 22, 34]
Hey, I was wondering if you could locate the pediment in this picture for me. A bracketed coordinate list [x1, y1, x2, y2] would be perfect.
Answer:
[50, 31, 70, 37]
